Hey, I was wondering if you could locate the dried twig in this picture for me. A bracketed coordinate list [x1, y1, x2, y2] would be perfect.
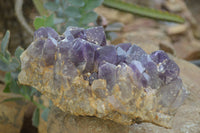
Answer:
[15, 0, 34, 35]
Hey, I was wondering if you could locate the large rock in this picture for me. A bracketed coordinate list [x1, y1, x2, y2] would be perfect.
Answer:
[46, 56, 200, 133]
[18, 27, 187, 129]
[48, 106, 129, 133]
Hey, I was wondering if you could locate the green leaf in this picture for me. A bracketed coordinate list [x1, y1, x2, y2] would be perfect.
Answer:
[66, 19, 79, 27]
[0, 54, 10, 71]
[9, 80, 20, 94]
[4, 51, 11, 60]
[64, 7, 81, 18]
[103, 0, 185, 23]
[54, 17, 65, 24]
[41, 108, 50, 121]
[8, 57, 20, 71]
[45, 14, 54, 28]
[1, 30, 10, 55]
[84, 0, 104, 12]
[68, 0, 85, 7]
[5, 72, 11, 84]
[44, 2, 59, 11]
[34, 15, 54, 30]
[30, 87, 38, 96]
[0, 97, 24, 104]
[80, 11, 98, 25]
[32, 108, 40, 127]
[19, 85, 32, 101]
[49, 100, 53, 107]
[0, 53, 18, 72]
[11, 71, 19, 80]
[31, 88, 42, 97]
[34, 17, 45, 30]
[3, 83, 11, 93]
[33, 101, 46, 110]
[15, 46, 24, 61]
[24, 86, 32, 98]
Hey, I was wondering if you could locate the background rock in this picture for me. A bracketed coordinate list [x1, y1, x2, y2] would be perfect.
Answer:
[48, 106, 130, 133]
[38, 109, 47, 133]
[0, 84, 26, 133]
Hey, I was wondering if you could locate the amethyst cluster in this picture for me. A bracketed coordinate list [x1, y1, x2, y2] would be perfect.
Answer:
[33, 26, 179, 89]
[19, 26, 187, 128]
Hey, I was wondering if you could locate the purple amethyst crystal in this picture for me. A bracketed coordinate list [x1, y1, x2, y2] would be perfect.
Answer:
[126, 45, 148, 64]
[19, 26, 188, 128]
[94, 46, 117, 67]
[34, 27, 59, 40]
[116, 47, 127, 64]
[117, 43, 132, 51]
[43, 38, 57, 66]
[26, 39, 45, 57]
[84, 26, 106, 46]
[150, 50, 180, 84]
[98, 62, 117, 91]
[71, 38, 97, 72]
[65, 26, 106, 46]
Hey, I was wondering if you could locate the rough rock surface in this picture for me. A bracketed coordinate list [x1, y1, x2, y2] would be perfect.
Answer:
[18, 26, 187, 128]
[47, 53, 200, 133]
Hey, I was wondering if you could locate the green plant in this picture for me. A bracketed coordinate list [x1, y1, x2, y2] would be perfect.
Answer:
[34, 0, 104, 32]
[103, 0, 184, 23]
[0, 31, 50, 127]
[33, 0, 184, 33]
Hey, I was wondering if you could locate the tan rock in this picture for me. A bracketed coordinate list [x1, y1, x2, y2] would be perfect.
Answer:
[159, 41, 175, 55]
[173, 39, 200, 60]
[46, 49, 200, 133]
[47, 106, 129, 133]
[123, 18, 157, 32]
[164, 0, 184, 12]
[38, 109, 47, 133]
[38, 96, 49, 133]
[112, 29, 172, 54]
[0, 70, 5, 83]
[95, 6, 134, 24]
[166, 24, 188, 35]
[0, 84, 26, 133]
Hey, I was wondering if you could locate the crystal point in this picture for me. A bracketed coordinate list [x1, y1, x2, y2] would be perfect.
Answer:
[126, 44, 148, 64]
[98, 62, 117, 91]
[34, 27, 59, 40]
[117, 43, 131, 51]
[95, 46, 117, 66]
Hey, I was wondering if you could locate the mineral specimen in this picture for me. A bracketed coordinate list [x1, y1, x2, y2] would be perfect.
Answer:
[18, 26, 188, 128]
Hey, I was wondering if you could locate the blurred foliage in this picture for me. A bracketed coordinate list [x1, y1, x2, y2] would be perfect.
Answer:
[34, 0, 104, 32]
[34, 14, 55, 30]
[103, 0, 184, 23]
[33, 0, 184, 33]
[0, 30, 50, 127]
